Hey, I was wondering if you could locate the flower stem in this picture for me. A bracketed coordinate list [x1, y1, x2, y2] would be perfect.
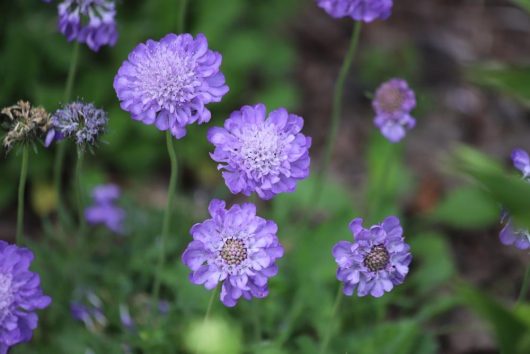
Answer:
[152, 130, 179, 311]
[204, 287, 218, 324]
[55, 42, 80, 224]
[517, 263, 530, 305]
[75, 147, 86, 234]
[313, 21, 362, 204]
[178, 0, 188, 33]
[319, 285, 343, 354]
[16, 146, 29, 245]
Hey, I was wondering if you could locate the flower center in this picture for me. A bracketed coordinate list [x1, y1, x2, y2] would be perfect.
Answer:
[239, 124, 284, 176]
[363, 245, 390, 272]
[220, 238, 248, 266]
[378, 86, 405, 113]
[0, 274, 14, 321]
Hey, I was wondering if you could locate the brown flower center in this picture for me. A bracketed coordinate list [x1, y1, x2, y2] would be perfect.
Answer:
[378, 87, 405, 113]
[363, 245, 390, 271]
[220, 238, 247, 266]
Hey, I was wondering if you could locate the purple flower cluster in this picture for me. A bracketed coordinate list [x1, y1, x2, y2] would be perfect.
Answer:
[70, 291, 107, 332]
[0, 241, 51, 353]
[45, 101, 108, 148]
[499, 149, 530, 250]
[85, 184, 125, 234]
[332, 217, 411, 297]
[114, 33, 229, 139]
[373, 79, 416, 143]
[208, 104, 311, 200]
[316, 0, 393, 22]
[182, 200, 284, 307]
[51, 0, 119, 51]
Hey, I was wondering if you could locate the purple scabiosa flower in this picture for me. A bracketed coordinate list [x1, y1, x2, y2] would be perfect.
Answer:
[53, 0, 118, 51]
[119, 304, 135, 331]
[498, 149, 530, 250]
[208, 104, 311, 200]
[70, 291, 107, 332]
[373, 78, 416, 143]
[45, 101, 108, 149]
[84, 184, 125, 234]
[0, 241, 51, 352]
[332, 217, 411, 297]
[316, 0, 393, 22]
[182, 199, 284, 307]
[113, 33, 229, 139]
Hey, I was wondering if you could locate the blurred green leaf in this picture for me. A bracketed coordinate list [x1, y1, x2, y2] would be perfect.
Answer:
[453, 146, 530, 229]
[466, 64, 530, 108]
[429, 186, 499, 229]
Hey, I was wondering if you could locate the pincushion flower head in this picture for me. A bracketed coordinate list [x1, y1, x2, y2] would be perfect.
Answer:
[182, 199, 284, 307]
[0, 241, 51, 352]
[499, 149, 530, 250]
[84, 184, 125, 234]
[1, 101, 51, 152]
[332, 217, 411, 297]
[113, 33, 229, 139]
[316, 0, 393, 22]
[46, 0, 118, 51]
[373, 78, 416, 143]
[45, 101, 108, 149]
[208, 104, 311, 200]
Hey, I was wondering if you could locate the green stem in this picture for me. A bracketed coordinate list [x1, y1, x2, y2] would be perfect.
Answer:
[367, 142, 395, 223]
[75, 147, 86, 234]
[178, 0, 188, 33]
[319, 285, 343, 354]
[313, 21, 362, 204]
[517, 263, 530, 305]
[55, 42, 80, 223]
[253, 301, 262, 342]
[152, 130, 179, 310]
[16, 146, 29, 244]
[204, 287, 218, 324]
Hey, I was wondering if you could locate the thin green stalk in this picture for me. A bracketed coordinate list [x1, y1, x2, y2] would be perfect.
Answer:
[204, 287, 218, 324]
[16, 146, 29, 244]
[151, 130, 179, 311]
[313, 21, 362, 204]
[178, 0, 188, 33]
[367, 143, 395, 224]
[55, 42, 80, 223]
[253, 301, 262, 342]
[75, 147, 86, 234]
[319, 285, 344, 354]
[517, 263, 530, 305]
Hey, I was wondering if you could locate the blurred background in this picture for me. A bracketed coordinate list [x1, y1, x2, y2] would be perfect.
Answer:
[1, 0, 530, 353]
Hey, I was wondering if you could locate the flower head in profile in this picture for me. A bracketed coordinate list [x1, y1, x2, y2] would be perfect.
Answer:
[316, 0, 393, 22]
[45, 101, 108, 149]
[332, 217, 411, 297]
[114, 33, 229, 139]
[0, 241, 51, 353]
[499, 149, 530, 250]
[182, 199, 284, 307]
[84, 184, 125, 234]
[373, 78, 416, 143]
[208, 104, 311, 200]
[46, 0, 118, 51]
[1, 101, 51, 152]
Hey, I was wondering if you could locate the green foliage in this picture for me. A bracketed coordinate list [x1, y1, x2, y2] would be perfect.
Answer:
[511, 0, 530, 13]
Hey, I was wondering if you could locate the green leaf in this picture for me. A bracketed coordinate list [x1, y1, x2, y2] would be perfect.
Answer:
[466, 65, 530, 108]
[459, 284, 530, 354]
[429, 186, 499, 229]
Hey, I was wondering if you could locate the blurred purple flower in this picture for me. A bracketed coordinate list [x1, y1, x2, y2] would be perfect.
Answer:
[499, 149, 530, 250]
[373, 78, 416, 143]
[85, 184, 125, 234]
[45, 101, 108, 148]
[51, 0, 118, 51]
[0, 241, 51, 353]
[113, 33, 229, 139]
[119, 304, 135, 330]
[182, 199, 284, 307]
[70, 291, 107, 332]
[208, 104, 311, 200]
[332, 217, 411, 297]
[316, 0, 393, 22]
